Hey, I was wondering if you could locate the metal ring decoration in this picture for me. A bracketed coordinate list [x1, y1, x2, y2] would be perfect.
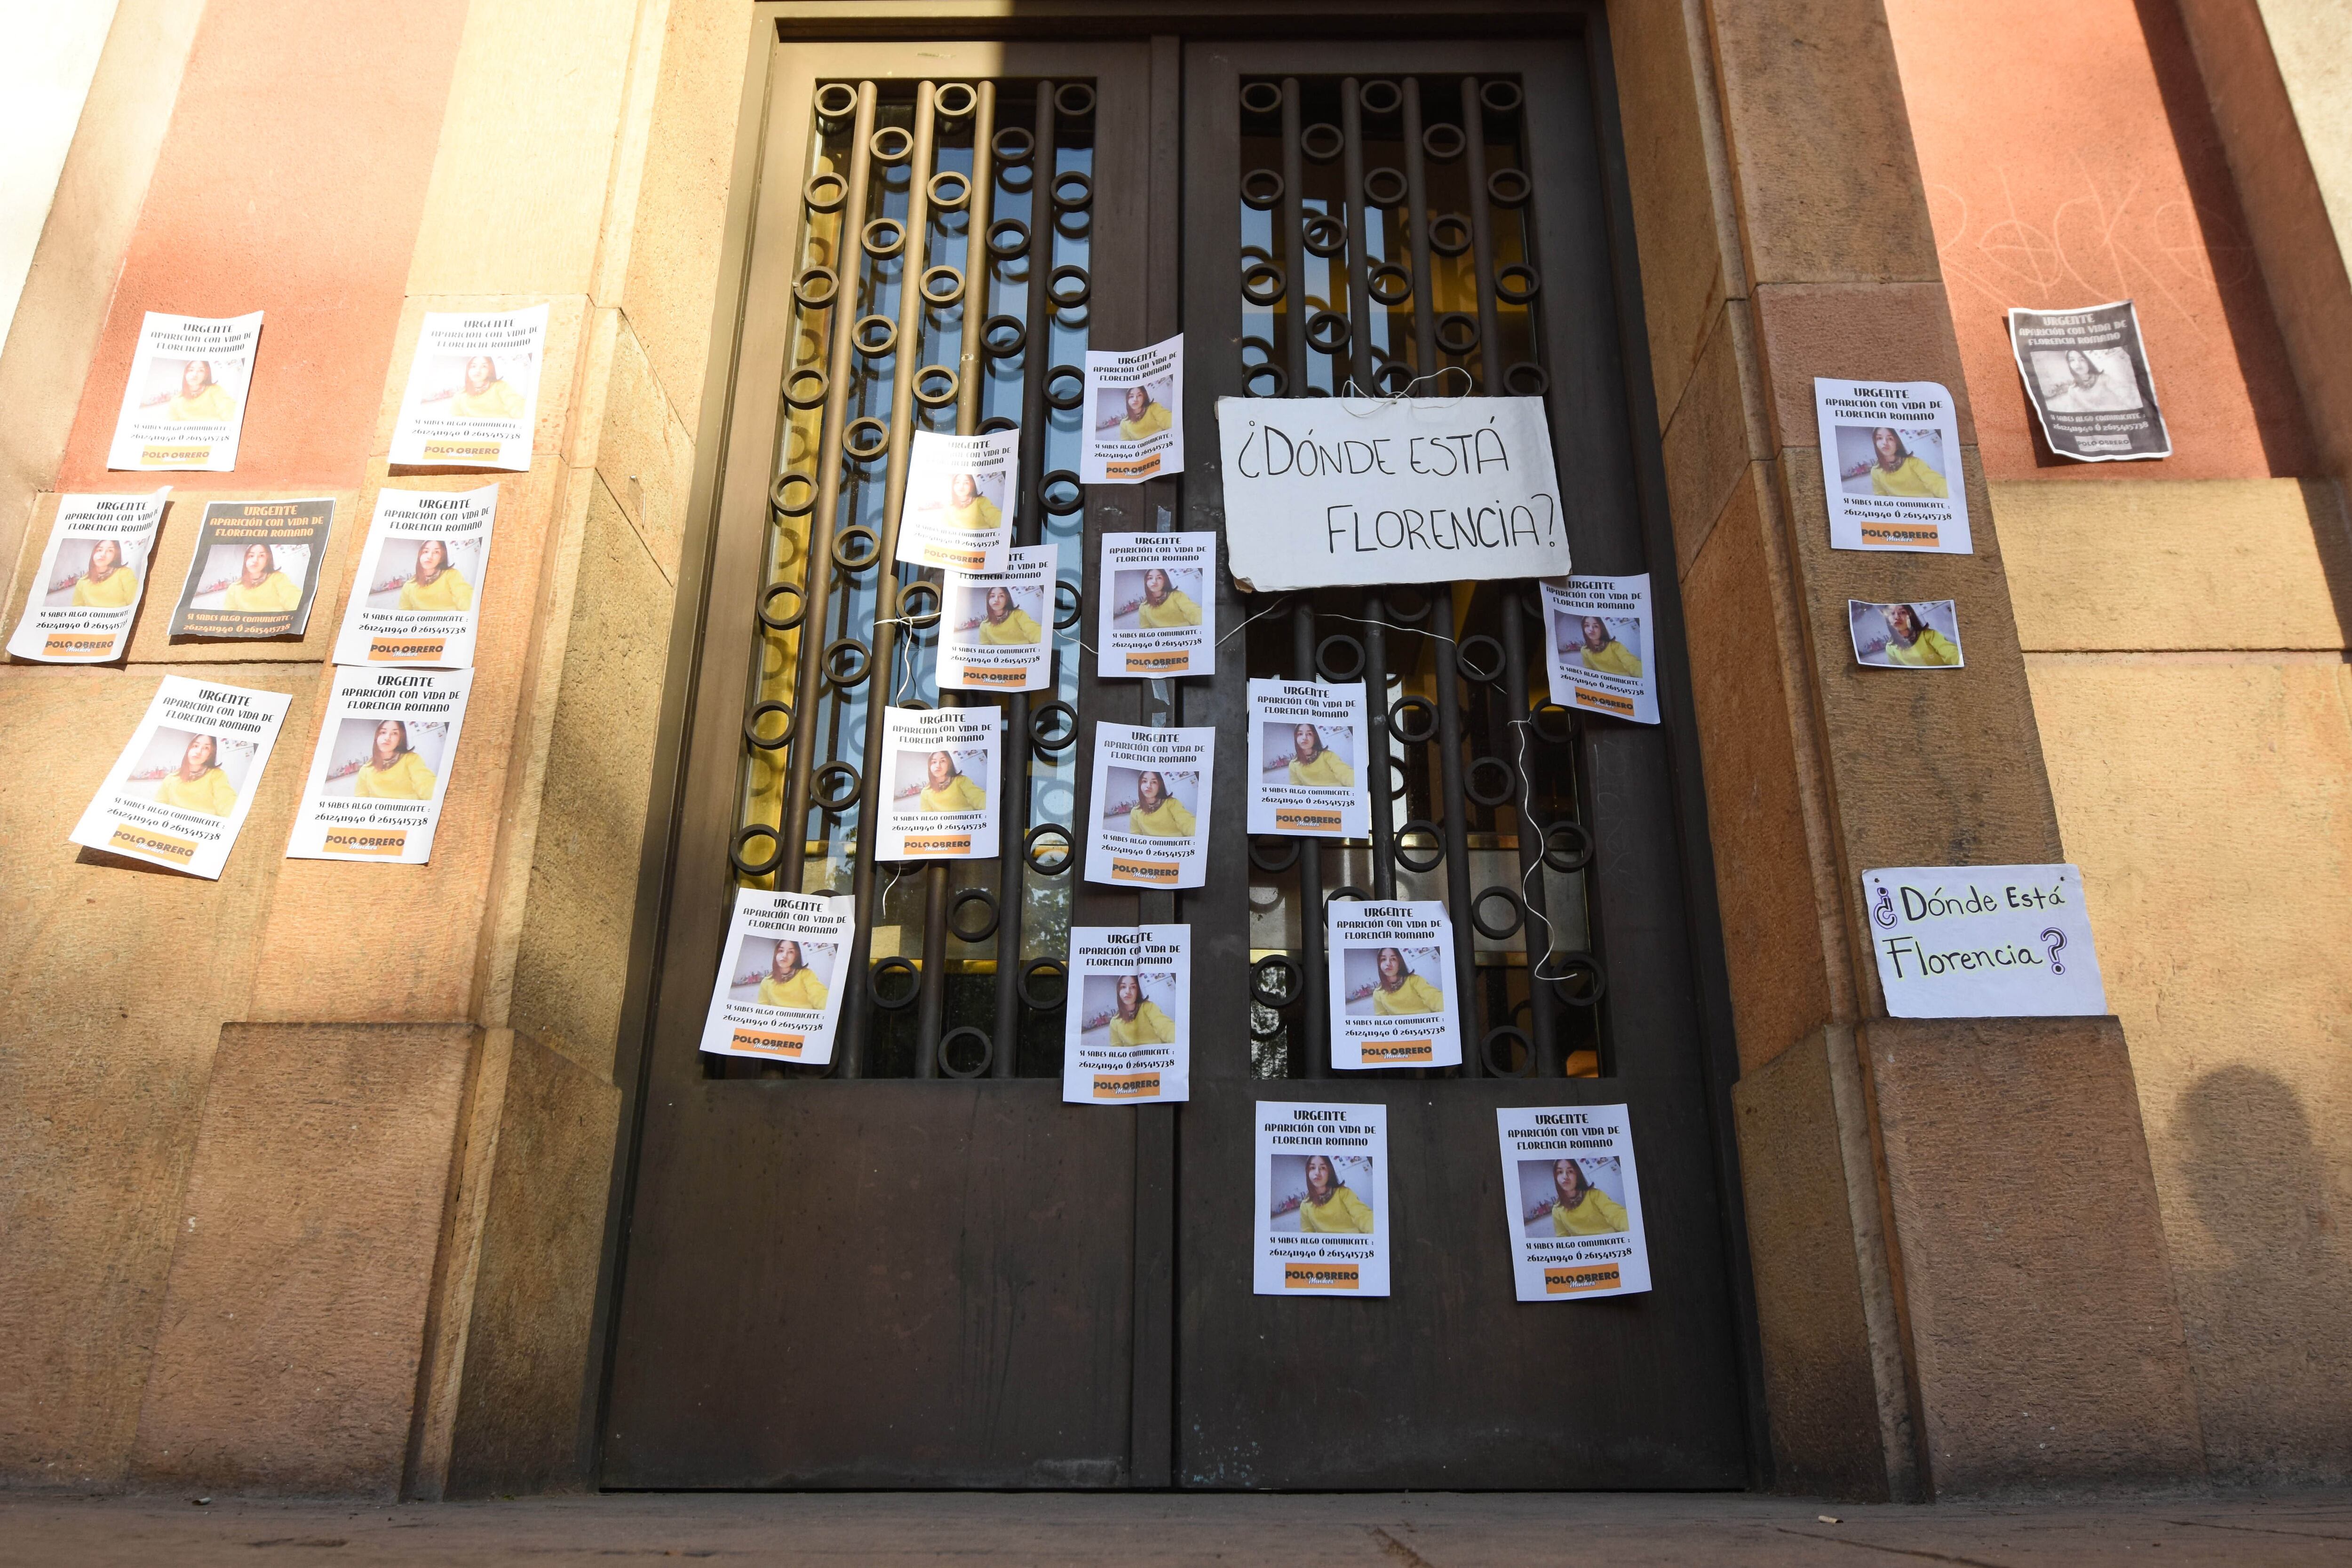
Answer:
[948, 887, 1000, 943]
[1251, 954, 1305, 1010]
[1429, 213, 1474, 257]
[744, 699, 796, 752]
[985, 217, 1030, 261]
[792, 265, 840, 309]
[820, 637, 871, 688]
[934, 81, 978, 120]
[1359, 78, 1404, 116]
[1435, 312, 1480, 355]
[1487, 166, 1533, 208]
[1370, 359, 1415, 396]
[1239, 80, 1283, 117]
[981, 314, 1026, 358]
[1047, 266, 1092, 311]
[1503, 362, 1550, 397]
[1388, 756, 1411, 805]
[1471, 884, 1526, 940]
[1542, 819, 1594, 873]
[1017, 956, 1068, 1011]
[770, 472, 816, 517]
[1480, 1025, 1537, 1079]
[1241, 261, 1286, 307]
[1494, 264, 1541, 305]
[1327, 884, 1370, 904]
[812, 760, 863, 814]
[1457, 632, 1507, 684]
[1244, 362, 1289, 397]
[1466, 754, 1517, 808]
[1301, 212, 1348, 258]
[1241, 168, 1285, 211]
[1249, 834, 1303, 873]
[785, 366, 829, 409]
[730, 822, 785, 878]
[1315, 632, 1367, 683]
[920, 265, 965, 307]
[898, 580, 942, 629]
[1028, 699, 1079, 755]
[913, 364, 960, 409]
[1422, 122, 1468, 161]
[804, 171, 848, 214]
[1300, 122, 1344, 163]
[862, 216, 907, 258]
[1045, 364, 1085, 411]
[869, 125, 914, 165]
[992, 124, 1035, 165]
[1363, 166, 1410, 207]
[1024, 822, 1075, 876]
[1367, 262, 1413, 306]
[1389, 585, 1434, 624]
[1543, 950, 1608, 1007]
[1481, 79, 1525, 116]
[757, 581, 806, 631]
[832, 525, 881, 572]
[895, 696, 933, 713]
[978, 416, 1017, 436]
[1395, 820, 1446, 873]
[852, 315, 898, 356]
[1389, 693, 1439, 744]
[1052, 168, 1094, 211]
[1053, 578, 1082, 630]
[1054, 81, 1096, 119]
[867, 955, 919, 1012]
[1305, 310, 1351, 356]
[814, 82, 858, 121]
[842, 416, 890, 461]
[1529, 701, 1574, 745]
[1041, 470, 1084, 516]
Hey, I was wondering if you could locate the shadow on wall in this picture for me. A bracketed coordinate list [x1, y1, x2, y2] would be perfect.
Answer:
[2170, 1065, 2352, 1483]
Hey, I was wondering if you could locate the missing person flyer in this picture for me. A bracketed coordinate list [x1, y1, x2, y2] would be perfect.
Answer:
[106, 310, 262, 472]
[1863, 863, 2108, 1018]
[390, 304, 548, 470]
[69, 675, 290, 878]
[1062, 925, 1191, 1104]
[879, 705, 1000, 860]
[1329, 901, 1462, 1069]
[1812, 379, 1973, 553]
[1541, 574, 1657, 724]
[940, 544, 1052, 692]
[7, 489, 170, 663]
[166, 497, 335, 639]
[1255, 1101, 1390, 1295]
[285, 667, 473, 863]
[1850, 598, 1963, 668]
[1247, 678, 1369, 839]
[699, 888, 855, 1064]
[1097, 531, 1215, 677]
[2008, 301, 2171, 462]
[1082, 334, 1183, 483]
[332, 486, 497, 668]
[897, 428, 1018, 572]
[1085, 722, 1213, 888]
[1495, 1104, 1652, 1301]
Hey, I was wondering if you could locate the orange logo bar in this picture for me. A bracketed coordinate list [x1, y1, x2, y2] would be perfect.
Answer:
[108, 823, 198, 864]
[731, 1028, 806, 1057]
[421, 440, 501, 460]
[1861, 522, 1939, 546]
[42, 634, 112, 657]
[1284, 1263, 1361, 1290]
[1573, 687, 1636, 717]
[1125, 651, 1189, 673]
[140, 445, 210, 467]
[906, 833, 972, 856]
[1092, 1072, 1160, 1099]
[1273, 808, 1343, 832]
[925, 546, 987, 570]
[370, 637, 446, 662]
[959, 666, 1025, 686]
[1360, 1040, 1434, 1063]
[323, 828, 408, 857]
[1544, 1264, 1623, 1295]
[1110, 858, 1180, 885]
[1105, 455, 1161, 480]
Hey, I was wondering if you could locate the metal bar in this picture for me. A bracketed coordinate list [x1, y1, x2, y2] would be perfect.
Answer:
[1402, 77, 1437, 374]
[1500, 599, 1561, 1074]
[1340, 79, 1372, 390]
[1431, 589, 1480, 1076]
[1362, 592, 1397, 900]
[1461, 76, 1503, 388]
[1279, 78, 1306, 390]
[1342, 83, 1396, 901]
[1294, 599, 1326, 1079]
[779, 82, 877, 896]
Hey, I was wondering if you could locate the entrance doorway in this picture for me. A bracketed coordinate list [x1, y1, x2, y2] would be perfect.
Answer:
[600, 22, 1754, 1490]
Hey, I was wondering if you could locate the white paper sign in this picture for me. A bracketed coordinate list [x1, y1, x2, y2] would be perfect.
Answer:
[1084, 723, 1214, 889]
[1097, 531, 1216, 678]
[2008, 301, 2171, 462]
[1813, 378, 1973, 554]
[939, 544, 1052, 692]
[699, 888, 856, 1065]
[1217, 395, 1567, 591]
[333, 486, 497, 669]
[898, 428, 1018, 572]
[878, 705, 1000, 861]
[1849, 598, 1963, 668]
[1542, 574, 1657, 724]
[1247, 678, 1369, 839]
[1863, 863, 2108, 1018]
[7, 489, 170, 663]
[1083, 334, 1183, 483]
[1255, 1101, 1390, 1296]
[390, 305, 547, 470]
[285, 667, 473, 863]
[1061, 925, 1191, 1104]
[1329, 900, 1462, 1069]
[1495, 1104, 1653, 1301]
[69, 675, 290, 879]
[106, 311, 262, 472]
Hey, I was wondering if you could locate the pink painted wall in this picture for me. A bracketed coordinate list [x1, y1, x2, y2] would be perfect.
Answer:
[1886, 0, 2313, 480]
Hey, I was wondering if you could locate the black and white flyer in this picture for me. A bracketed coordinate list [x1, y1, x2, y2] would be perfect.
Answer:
[285, 666, 473, 863]
[1328, 900, 1462, 1069]
[106, 311, 262, 473]
[1246, 678, 1370, 839]
[698, 888, 856, 1065]
[7, 489, 170, 663]
[1061, 924, 1191, 1105]
[2007, 301, 2171, 462]
[332, 485, 497, 668]
[878, 705, 1000, 861]
[1084, 722, 1213, 888]
[1082, 334, 1183, 483]
[1097, 531, 1216, 678]
[1255, 1101, 1390, 1296]
[1495, 1104, 1652, 1301]
[1541, 574, 1658, 724]
[68, 675, 290, 879]
[939, 544, 1053, 692]
[1812, 378, 1974, 553]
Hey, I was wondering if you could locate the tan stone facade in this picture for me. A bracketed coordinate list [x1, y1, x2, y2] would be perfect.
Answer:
[1, 0, 2345, 1500]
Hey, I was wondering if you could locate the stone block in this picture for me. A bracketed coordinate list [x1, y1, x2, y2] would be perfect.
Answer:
[1751, 280, 1975, 453]
[1663, 300, 1767, 578]
[596, 311, 697, 584]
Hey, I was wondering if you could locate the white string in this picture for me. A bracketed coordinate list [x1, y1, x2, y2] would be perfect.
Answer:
[1335, 364, 1474, 410]
[1505, 715, 1581, 983]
